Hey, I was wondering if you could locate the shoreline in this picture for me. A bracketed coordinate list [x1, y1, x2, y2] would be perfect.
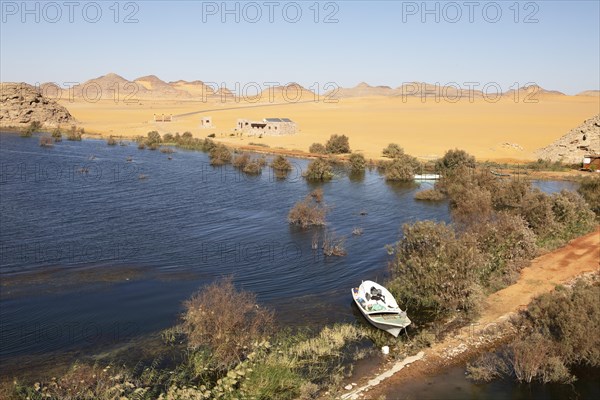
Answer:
[339, 228, 600, 399]
[0, 129, 594, 182]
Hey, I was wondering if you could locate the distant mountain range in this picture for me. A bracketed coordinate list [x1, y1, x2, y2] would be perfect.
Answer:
[19, 73, 600, 101]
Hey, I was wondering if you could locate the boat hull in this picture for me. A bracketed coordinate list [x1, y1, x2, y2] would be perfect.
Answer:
[352, 281, 411, 337]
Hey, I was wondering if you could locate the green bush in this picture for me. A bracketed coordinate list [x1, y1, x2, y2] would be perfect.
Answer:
[162, 133, 174, 142]
[435, 148, 476, 171]
[304, 158, 333, 181]
[325, 134, 350, 154]
[382, 143, 404, 158]
[388, 221, 484, 317]
[578, 175, 600, 216]
[348, 153, 366, 173]
[383, 154, 421, 181]
[147, 130, 161, 145]
[271, 155, 292, 171]
[309, 143, 326, 154]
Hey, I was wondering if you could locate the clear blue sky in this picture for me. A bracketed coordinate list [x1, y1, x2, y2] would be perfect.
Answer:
[1, 1, 599, 94]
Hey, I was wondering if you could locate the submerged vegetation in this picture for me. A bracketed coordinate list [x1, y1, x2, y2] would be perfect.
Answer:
[304, 158, 333, 181]
[288, 190, 328, 228]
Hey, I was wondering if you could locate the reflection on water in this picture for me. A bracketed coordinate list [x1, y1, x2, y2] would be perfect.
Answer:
[386, 364, 600, 400]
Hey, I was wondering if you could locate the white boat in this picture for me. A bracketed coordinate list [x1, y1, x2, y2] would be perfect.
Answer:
[351, 280, 411, 337]
[413, 173, 440, 181]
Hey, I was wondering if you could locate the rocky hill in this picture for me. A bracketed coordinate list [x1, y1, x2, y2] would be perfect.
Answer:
[535, 114, 600, 163]
[0, 83, 74, 127]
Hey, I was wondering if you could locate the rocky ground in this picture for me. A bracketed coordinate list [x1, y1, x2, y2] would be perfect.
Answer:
[0, 83, 74, 128]
[536, 114, 600, 163]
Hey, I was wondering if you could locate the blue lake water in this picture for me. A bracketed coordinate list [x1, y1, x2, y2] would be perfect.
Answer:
[0, 132, 581, 378]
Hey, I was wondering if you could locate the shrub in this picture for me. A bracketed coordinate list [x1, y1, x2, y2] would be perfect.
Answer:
[310, 188, 323, 203]
[232, 153, 251, 169]
[309, 143, 326, 154]
[147, 130, 161, 145]
[209, 144, 232, 165]
[271, 155, 292, 171]
[414, 189, 445, 201]
[550, 190, 596, 240]
[322, 230, 346, 256]
[517, 188, 558, 239]
[388, 221, 484, 317]
[207, 133, 216, 138]
[138, 142, 146, 150]
[181, 131, 193, 142]
[162, 133, 174, 142]
[182, 277, 274, 370]
[249, 142, 270, 147]
[449, 185, 494, 226]
[470, 212, 538, 290]
[38, 136, 53, 147]
[288, 194, 327, 228]
[578, 175, 600, 216]
[325, 134, 350, 154]
[51, 127, 62, 141]
[66, 125, 82, 141]
[243, 160, 262, 175]
[383, 154, 421, 181]
[148, 142, 159, 151]
[107, 136, 117, 146]
[469, 279, 600, 384]
[348, 153, 366, 173]
[382, 143, 404, 158]
[304, 158, 333, 181]
[436, 148, 476, 171]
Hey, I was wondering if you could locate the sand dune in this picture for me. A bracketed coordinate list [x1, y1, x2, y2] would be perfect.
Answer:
[56, 90, 599, 162]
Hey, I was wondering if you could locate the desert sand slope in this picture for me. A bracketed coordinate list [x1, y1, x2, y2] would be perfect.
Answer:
[535, 114, 600, 163]
[257, 83, 316, 103]
[577, 90, 600, 97]
[56, 92, 600, 161]
[0, 82, 73, 127]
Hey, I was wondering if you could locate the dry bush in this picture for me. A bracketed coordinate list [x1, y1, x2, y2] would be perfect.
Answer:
[106, 136, 117, 146]
[322, 230, 347, 257]
[550, 190, 596, 239]
[467, 353, 508, 382]
[309, 143, 326, 154]
[39, 136, 54, 147]
[271, 155, 292, 171]
[414, 189, 445, 201]
[518, 188, 557, 238]
[209, 144, 232, 165]
[232, 153, 251, 168]
[288, 195, 327, 228]
[310, 188, 324, 203]
[182, 277, 274, 370]
[492, 178, 531, 211]
[449, 184, 494, 226]
[243, 160, 262, 175]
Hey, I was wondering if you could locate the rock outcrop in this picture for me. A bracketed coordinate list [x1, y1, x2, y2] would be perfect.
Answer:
[0, 83, 74, 127]
[535, 115, 600, 163]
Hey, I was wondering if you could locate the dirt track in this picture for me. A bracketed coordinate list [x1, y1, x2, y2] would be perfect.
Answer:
[344, 228, 600, 400]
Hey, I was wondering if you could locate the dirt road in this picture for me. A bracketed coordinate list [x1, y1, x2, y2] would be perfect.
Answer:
[344, 228, 600, 400]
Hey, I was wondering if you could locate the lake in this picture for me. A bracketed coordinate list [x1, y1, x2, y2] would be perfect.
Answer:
[0, 132, 579, 378]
